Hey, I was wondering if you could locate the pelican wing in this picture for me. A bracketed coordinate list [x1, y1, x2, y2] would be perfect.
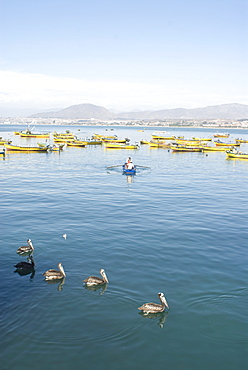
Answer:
[83, 276, 104, 285]
[138, 303, 163, 312]
[16, 246, 30, 253]
[43, 269, 60, 276]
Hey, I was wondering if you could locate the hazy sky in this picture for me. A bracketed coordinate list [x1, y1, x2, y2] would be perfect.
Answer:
[0, 0, 247, 113]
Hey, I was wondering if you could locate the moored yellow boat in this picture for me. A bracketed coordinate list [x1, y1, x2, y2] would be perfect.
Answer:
[215, 141, 240, 147]
[104, 143, 139, 149]
[226, 150, 248, 159]
[151, 134, 175, 140]
[148, 141, 159, 147]
[4, 143, 49, 152]
[174, 139, 201, 146]
[192, 137, 212, 141]
[66, 141, 87, 147]
[0, 139, 9, 145]
[213, 133, 229, 138]
[235, 138, 248, 143]
[84, 140, 102, 145]
[54, 137, 76, 142]
[201, 146, 230, 152]
[171, 145, 202, 152]
[19, 132, 50, 138]
[102, 139, 127, 144]
[92, 134, 117, 140]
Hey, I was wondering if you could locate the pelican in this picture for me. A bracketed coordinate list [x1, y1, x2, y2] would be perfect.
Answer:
[43, 263, 66, 280]
[16, 239, 34, 254]
[14, 255, 35, 270]
[138, 292, 169, 314]
[83, 269, 109, 286]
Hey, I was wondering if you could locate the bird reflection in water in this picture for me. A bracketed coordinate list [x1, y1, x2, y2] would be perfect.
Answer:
[139, 311, 169, 328]
[14, 268, 36, 280]
[14, 255, 36, 280]
[46, 277, 66, 291]
[84, 283, 108, 295]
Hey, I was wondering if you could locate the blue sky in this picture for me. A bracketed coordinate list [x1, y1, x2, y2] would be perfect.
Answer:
[0, 0, 247, 114]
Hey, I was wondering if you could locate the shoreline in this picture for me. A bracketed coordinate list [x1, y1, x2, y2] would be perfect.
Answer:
[1, 122, 248, 130]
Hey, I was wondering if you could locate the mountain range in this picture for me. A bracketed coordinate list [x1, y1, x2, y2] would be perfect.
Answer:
[29, 103, 248, 120]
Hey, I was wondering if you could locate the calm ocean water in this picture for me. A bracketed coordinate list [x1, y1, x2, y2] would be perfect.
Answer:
[1, 124, 248, 370]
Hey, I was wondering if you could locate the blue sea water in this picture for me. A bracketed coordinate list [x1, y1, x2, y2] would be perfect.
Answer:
[0, 125, 248, 370]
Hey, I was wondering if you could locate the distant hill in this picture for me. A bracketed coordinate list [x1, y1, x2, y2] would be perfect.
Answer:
[30, 103, 116, 120]
[29, 103, 248, 120]
[118, 103, 248, 120]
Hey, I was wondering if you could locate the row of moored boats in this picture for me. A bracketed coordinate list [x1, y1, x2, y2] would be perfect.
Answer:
[1, 130, 248, 159]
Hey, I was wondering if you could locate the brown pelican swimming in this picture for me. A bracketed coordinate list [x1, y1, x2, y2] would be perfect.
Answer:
[14, 255, 35, 270]
[138, 292, 169, 314]
[43, 263, 66, 280]
[83, 269, 109, 286]
[16, 239, 34, 255]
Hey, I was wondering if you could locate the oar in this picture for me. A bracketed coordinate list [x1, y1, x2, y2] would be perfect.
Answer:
[135, 165, 151, 169]
[106, 164, 124, 169]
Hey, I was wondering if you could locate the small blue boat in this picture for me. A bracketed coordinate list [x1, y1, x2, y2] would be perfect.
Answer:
[122, 165, 136, 175]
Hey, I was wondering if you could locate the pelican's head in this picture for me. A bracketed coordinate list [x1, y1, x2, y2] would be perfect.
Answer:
[27, 239, 34, 249]
[158, 292, 169, 309]
[100, 269, 109, 283]
[58, 263, 66, 277]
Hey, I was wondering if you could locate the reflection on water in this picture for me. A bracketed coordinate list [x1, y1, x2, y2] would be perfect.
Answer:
[84, 283, 108, 295]
[16, 250, 33, 257]
[45, 277, 66, 291]
[1, 125, 248, 370]
[139, 311, 169, 328]
[125, 174, 135, 184]
[14, 268, 36, 279]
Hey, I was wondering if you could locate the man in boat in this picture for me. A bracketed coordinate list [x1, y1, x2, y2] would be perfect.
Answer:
[125, 157, 134, 170]
[126, 156, 132, 163]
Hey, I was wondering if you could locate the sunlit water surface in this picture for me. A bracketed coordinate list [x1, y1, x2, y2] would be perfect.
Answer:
[1, 125, 248, 369]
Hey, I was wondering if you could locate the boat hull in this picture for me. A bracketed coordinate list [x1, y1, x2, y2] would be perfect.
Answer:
[4, 143, 48, 152]
[84, 140, 102, 145]
[215, 142, 240, 147]
[102, 139, 127, 144]
[54, 138, 76, 142]
[104, 143, 139, 149]
[19, 133, 50, 138]
[235, 139, 248, 143]
[122, 165, 136, 175]
[151, 135, 175, 140]
[66, 141, 86, 147]
[226, 151, 248, 159]
[213, 134, 229, 138]
[171, 146, 201, 152]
